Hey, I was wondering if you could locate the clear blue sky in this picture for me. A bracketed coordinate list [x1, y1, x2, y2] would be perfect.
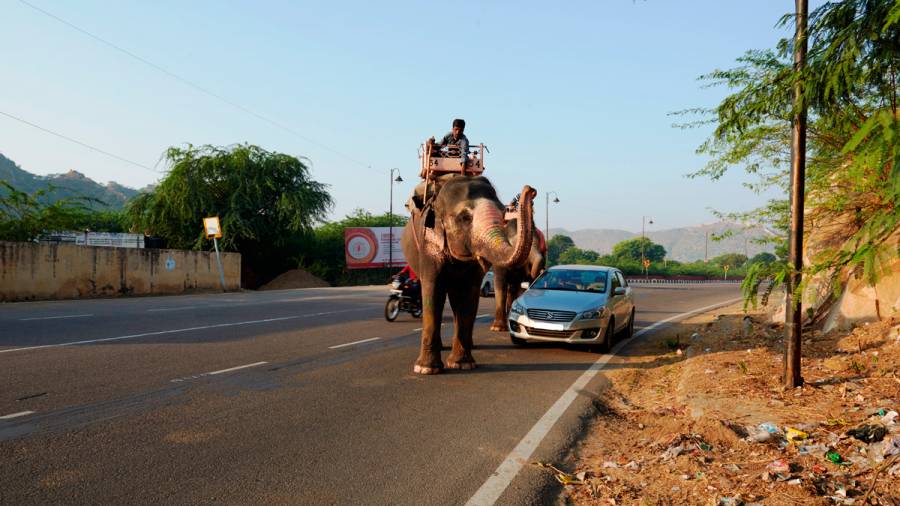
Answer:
[1, 0, 818, 232]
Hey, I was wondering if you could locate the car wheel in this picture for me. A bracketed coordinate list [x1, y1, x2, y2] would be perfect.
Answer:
[384, 298, 400, 321]
[621, 309, 635, 339]
[510, 334, 527, 346]
[602, 317, 615, 352]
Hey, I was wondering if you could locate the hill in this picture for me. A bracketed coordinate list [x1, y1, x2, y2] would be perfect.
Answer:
[0, 152, 143, 209]
[552, 222, 776, 262]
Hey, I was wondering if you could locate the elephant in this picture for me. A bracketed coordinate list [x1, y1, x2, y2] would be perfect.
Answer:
[489, 220, 546, 332]
[401, 175, 536, 374]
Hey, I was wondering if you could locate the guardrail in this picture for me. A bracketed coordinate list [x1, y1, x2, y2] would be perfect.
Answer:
[626, 278, 743, 285]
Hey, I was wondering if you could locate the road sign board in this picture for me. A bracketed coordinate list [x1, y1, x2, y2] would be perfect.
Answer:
[203, 217, 222, 239]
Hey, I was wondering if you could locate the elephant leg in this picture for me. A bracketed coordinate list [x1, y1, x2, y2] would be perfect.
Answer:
[414, 275, 446, 375]
[446, 279, 479, 370]
[490, 269, 507, 331]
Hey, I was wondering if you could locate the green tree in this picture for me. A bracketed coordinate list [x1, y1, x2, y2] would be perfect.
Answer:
[611, 237, 666, 262]
[557, 247, 599, 265]
[709, 253, 748, 268]
[680, 0, 900, 307]
[0, 181, 97, 241]
[127, 144, 333, 286]
[547, 234, 575, 265]
[747, 252, 777, 265]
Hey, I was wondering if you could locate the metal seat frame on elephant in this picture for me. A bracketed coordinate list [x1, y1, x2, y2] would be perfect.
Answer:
[418, 141, 486, 180]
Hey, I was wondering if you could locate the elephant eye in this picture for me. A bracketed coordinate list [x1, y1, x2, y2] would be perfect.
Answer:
[456, 209, 472, 224]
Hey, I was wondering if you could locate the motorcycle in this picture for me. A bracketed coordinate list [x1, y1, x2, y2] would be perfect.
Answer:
[385, 276, 423, 321]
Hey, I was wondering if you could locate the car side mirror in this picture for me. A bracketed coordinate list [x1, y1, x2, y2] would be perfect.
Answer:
[520, 282, 530, 290]
[614, 287, 626, 296]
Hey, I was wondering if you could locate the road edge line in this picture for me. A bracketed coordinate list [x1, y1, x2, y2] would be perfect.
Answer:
[465, 297, 743, 506]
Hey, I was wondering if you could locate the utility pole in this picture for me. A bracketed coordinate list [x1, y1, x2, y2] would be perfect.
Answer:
[784, 0, 807, 389]
[705, 231, 709, 262]
[388, 168, 402, 269]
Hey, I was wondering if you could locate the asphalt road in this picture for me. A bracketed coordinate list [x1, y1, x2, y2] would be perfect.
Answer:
[0, 283, 740, 505]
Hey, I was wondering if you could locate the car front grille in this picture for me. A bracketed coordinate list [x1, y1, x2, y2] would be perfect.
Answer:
[524, 326, 578, 338]
[526, 308, 577, 322]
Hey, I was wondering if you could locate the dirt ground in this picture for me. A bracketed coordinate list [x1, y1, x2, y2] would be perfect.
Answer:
[551, 304, 900, 505]
[257, 269, 330, 290]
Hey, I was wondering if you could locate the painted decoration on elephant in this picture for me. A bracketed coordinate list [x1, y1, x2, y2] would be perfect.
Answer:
[344, 227, 407, 269]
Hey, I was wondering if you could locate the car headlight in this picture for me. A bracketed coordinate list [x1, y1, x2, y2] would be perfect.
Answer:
[511, 301, 525, 315]
[578, 309, 603, 320]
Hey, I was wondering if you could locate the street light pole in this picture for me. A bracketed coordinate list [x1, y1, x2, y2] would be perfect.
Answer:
[545, 191, 560, 240]
[389, 168, 403, 269]
[641, 215, 653, 277]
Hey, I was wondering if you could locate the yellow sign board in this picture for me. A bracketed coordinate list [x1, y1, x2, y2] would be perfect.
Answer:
[723, 264, 730, 272]
[642, 258, 651, 268]
[203, 216, 222, 239]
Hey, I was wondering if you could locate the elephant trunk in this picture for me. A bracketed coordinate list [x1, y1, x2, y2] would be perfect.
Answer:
[473, 185, 537, 269]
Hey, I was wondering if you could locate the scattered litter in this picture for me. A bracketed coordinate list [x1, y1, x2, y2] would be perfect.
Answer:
[883, 438, 900, 457]
[676, 349, 683, 356]
[690, 332, 701, 340]
[823, 418, 850, 427]
[766, 459, 790, 475]
[602, 461, 619, 469]
[786, 478, 802, 485]
[797, 444, 828, 456]
[881, 410, 898, 425]
[723, 463, 741, 473]
[785, 427, 808, 443]
[826, 450, 850, 466]
[531, 461, 586, 486]
[717, 496, 744, 506]
[846, 424, 887, 443]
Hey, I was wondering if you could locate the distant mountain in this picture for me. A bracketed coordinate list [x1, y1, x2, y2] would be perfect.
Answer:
[552, 222, 777, 262]
[0, 153, 145, 210]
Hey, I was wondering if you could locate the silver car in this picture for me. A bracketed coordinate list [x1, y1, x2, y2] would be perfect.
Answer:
[507, 265, 635, 351]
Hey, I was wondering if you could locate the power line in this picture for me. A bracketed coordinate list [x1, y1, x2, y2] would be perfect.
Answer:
[0, 110, 158, 173]
[18, 0, 371, 169]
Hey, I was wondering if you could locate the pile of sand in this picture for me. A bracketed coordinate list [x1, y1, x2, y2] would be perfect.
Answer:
[258, 269, 330, 290]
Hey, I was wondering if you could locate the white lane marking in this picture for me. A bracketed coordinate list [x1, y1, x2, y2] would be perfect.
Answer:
[206, 361, 268, 375]
[465, 297, 743, 506]
[19, 314, 93, 321]
[477, 313, 489, 318]
[147, 306, 202, 312]
[0, 308, 367, 355]
[0, 410, 35, 420]
[328, 337, 381, 349]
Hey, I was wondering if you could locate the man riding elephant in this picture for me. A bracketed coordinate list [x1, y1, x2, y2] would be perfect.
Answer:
[402, 175, 537, 374]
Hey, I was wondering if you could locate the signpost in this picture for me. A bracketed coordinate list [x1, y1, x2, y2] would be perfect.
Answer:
[203, 216, 227, 291]
[723, 264, 730, 281]
[642, 258, 651, 278]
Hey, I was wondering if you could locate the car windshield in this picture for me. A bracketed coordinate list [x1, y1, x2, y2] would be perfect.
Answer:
[531, 269, 608, 293]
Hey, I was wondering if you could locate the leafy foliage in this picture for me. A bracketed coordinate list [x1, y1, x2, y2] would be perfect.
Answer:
[678, 0, 900, 308]
[611, 237, 667, 262]
[709, 253, 748, 268]
[547, 234, 576, 265]
[0, 181, 101, 241]
[127, 144, 333, 286]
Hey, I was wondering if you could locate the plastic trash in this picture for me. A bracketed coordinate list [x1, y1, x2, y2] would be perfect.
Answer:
[766, 459, 790, 475]
[881, 410, 898, 425]
[785, 427, 809, 443]
[883, 438, 900, 457]
[826, 450, 850, 465]
[847, 424, 888, 443]
[797, 444, 828, 456]
[759, 422, 779, 433]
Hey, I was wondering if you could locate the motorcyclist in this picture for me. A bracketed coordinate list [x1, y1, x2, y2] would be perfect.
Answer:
[394, 264, 421, 304]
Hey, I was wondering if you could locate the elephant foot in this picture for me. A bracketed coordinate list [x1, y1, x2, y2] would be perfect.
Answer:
[446, 355, 476, 370]
[413, 364, 443, 375]
[489, 321, 506, 332]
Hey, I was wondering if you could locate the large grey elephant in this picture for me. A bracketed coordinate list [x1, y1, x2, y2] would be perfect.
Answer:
[489, 219, 546, 331]
[401, 175, 536, 374]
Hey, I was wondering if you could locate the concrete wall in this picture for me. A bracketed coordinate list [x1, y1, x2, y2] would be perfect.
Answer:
[0, 241, 241, 302]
